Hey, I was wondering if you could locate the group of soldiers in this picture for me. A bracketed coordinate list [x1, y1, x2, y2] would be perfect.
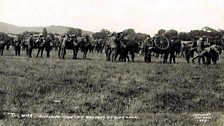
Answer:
[60, 34, 105, 52]
[25, 34, 53, 58]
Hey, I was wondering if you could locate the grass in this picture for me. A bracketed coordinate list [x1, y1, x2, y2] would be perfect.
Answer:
[0, 48, 224, 126]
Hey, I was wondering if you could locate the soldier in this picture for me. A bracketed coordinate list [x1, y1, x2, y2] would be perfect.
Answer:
[143, 36, 153, 62]
[61, 35, 69, 58]
[83, 35, 90, 59]
[45, 35, 52, 57]
[14, 36, 21, 56]
[62, 35, 69, 48]
[27, 33, 34, 58]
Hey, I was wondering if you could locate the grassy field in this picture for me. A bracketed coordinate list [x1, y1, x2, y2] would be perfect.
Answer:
[0, 48, 224, 126]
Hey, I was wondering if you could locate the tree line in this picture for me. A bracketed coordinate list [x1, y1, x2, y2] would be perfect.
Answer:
[1, 26, 224, 43]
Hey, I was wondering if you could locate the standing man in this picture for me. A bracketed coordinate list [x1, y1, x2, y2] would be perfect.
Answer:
[27, 33, 34, 58]
[14, 35, 21, 56]
[61, 35, 69, 59]
[45, 35, 52, 57]
[143, 36, 153, 62]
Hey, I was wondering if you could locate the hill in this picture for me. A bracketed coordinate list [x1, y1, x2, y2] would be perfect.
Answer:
[0, 22, 94, 35]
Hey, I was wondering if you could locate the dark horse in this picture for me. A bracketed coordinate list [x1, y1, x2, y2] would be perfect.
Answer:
[119, 38, 140, 62]
[58, 35, 79, 59]
[0, 40, 8, 56]
[79, 36, 91, 59]
[0, 36, 14, 56]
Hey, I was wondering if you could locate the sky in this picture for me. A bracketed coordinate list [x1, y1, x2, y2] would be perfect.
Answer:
[0, 0, 224, 35]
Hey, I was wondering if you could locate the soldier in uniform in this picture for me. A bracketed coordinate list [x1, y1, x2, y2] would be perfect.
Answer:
[14, 35, 21, 56]
[45, 35, 52, 57]
[61, 35, 69, 58]
[27, 33, 34, 58]
[143, 36, 153, 62]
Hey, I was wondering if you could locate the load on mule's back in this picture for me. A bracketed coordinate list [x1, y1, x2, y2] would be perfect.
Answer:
[26, 33, 53, 58]
[144, 34, 181, 63]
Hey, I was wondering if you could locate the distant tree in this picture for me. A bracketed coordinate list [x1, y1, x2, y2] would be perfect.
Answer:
[100, 29, 110, 34]
[218, 29, 224, 37]
[43, 28, 48, 38]
[92, 29, 110, 41]
[189, 30, 202, 38]
[133, 33, 149, 42]
[123, 28, 136, 40]
[164, 29, 178, 39]
[178, 32, 188, 40]
[202, 26, 217, 33]
[66, 28, 82, 36]
[19, 31, 31, 41]
[157, 29, 166, 36]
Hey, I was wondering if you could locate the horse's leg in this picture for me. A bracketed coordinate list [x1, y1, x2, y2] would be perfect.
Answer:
[105, 49, 109, 61]
[163, 53, 168, 63]
[192, 55, 202, 64]
[73, 49, 76, 59]
[130, 51, 134, 62]
[74, 48, 78, 59]
[18, 47, 21, 56]
[0, 48, 2, 56]
[58, 47, 61, 58]
[46, 49, 50, 58]
[62, 48, 65, 59]
[108, 49, 112, 61]
[126, 54, 130, 62]
[36, 49, 40, 57]
[15, 47, 17, 56]
[83, 50, 87, 59]
[111, 50, 115, 62]
[198, 57, 201, 64]
[173, 54, 176, 63]
[26, 47, 29, 56]
[114, 51, 118, 62]
[40, 48, 43, 58]
[170, 52, 175, 63]
[29, 48, 32, 58]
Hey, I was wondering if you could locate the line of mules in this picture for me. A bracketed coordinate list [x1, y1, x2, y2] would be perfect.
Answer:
[0, 34, 104, 59]
[0, 33, 223, 66]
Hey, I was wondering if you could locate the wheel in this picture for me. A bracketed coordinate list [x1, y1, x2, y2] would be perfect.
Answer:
[154, 36, 170, 50]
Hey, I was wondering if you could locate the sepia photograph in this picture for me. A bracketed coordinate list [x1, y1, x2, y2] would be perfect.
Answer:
[0, 0, 224, 125]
